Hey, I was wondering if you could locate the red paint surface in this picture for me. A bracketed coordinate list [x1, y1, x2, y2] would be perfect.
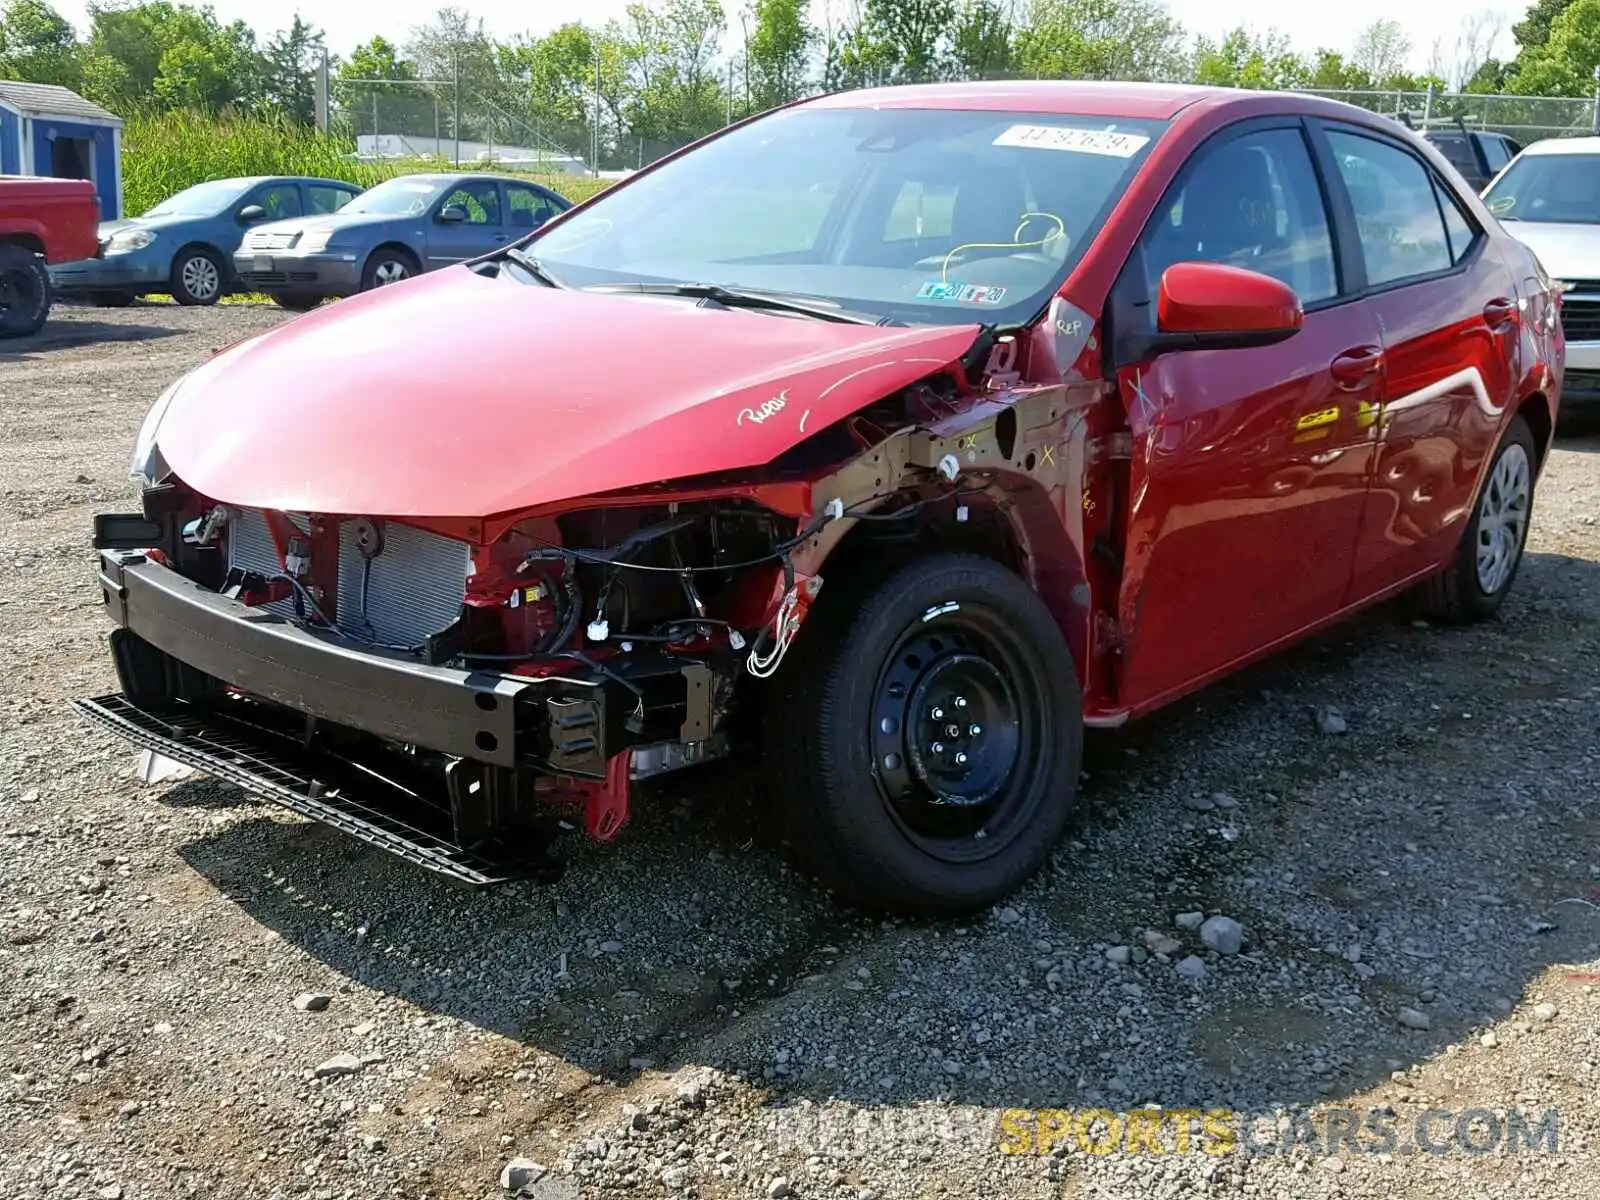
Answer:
[1157, 261, 1303, 336]
[160, 269, 980, 519]
[0, 176, 100, 263]
[153, 83, 1564, 726]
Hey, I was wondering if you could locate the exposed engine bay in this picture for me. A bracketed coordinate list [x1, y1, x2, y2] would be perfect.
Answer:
[80, 339, 1116, 889]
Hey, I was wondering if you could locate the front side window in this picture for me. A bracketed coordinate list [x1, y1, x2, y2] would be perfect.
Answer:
[1328, 130, 1454, 286]
[529, 106, 1166, 327]
[252, 184, 302, 221]
[1484, 152, 1600, 224]
[439, 181, 501, 225]
[1144, 127, 1337, 303]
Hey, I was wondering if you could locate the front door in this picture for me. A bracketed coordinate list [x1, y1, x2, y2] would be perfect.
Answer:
[1110, 121, 1382, 710]
[1315, 123, 1517, 598]
[426, 179, 508, 268]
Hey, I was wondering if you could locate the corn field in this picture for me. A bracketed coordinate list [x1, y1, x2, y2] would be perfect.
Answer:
[120, 112, 610, 217]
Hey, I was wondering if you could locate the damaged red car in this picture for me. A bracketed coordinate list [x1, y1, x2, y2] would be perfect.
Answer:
[79, 82, 1562, 915]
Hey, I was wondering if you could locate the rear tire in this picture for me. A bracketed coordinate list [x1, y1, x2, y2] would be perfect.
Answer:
[1419, 414, 1537, 621]
[170, 246, 224, 306]
[767, 553, 1082, 916]
[0, 243, 51, 338]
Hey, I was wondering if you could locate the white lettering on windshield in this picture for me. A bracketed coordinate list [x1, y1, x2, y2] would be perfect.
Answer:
[993, 125, 1150, 158]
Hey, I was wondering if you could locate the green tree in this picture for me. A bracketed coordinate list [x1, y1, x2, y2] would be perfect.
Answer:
[1191, 27, 1307, 90]
[1304, 48, 1375, 90]
[261, 15, 321, 125]
[1510, 0, 1600, 93]
[0, 0, 80, 86]
[745, 0, 813, 108]
[1350, 18, 1411, 84]
[79, 2, 262, 113]
[1513, 0, 1576, 53]
[1015, 0, 1186, 82]
[861, 0, 954, 83]
[949, 0, 1015, 80]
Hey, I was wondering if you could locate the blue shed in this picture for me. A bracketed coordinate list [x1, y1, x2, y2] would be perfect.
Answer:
[0, 80, 123, 220]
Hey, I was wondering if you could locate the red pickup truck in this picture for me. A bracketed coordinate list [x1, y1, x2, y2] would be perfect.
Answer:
[0, 176, 100, 337]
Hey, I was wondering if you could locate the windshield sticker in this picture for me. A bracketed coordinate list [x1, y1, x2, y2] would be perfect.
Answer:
[917, 281, 1008, 305]
[994, 124, 1151, 157]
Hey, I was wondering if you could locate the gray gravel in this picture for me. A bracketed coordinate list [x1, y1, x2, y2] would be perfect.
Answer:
[2, 303, 1598, 1199]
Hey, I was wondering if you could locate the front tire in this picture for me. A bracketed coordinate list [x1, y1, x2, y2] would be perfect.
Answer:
[0, 243, 51, 337]
[360, 248, 417, 292]
[1419, 414, 1537, 621]
[768, 553, 1082, 916]
[170, 246, 224, 306]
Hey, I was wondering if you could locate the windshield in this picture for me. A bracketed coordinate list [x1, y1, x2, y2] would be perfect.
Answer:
[145, 178, 253, 217]
[342, 177, 448, 216]
[529, 106, 1166, 326]
[1484, 153, 1600, 223]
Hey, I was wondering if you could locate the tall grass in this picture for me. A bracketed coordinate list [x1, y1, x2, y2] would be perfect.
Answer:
[121, 111, 611, 217]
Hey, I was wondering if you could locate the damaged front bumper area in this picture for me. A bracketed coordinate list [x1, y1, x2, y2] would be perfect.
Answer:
[75, 549, 718, 887]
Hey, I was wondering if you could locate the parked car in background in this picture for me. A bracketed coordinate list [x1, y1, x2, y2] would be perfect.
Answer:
[1485, 135, 1598, 414]
[49, 176, 364, 307]
[233, 172, 572, 309]
[0, 175, 98, 337]
[1422, 125, 1521, 191]
[84, 83, 1560, 916]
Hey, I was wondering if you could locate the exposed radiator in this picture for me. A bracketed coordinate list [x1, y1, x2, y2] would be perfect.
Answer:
[225, 509, 470, 649]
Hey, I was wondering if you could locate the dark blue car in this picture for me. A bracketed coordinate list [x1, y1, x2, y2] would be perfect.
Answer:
[232, 173, 572, 310]
[50, 175, 364, 307]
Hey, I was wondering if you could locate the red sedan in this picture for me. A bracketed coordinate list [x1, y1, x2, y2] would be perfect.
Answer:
[81, 83, 1562, 915]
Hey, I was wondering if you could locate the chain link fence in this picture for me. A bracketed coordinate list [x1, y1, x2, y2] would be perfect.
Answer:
[333, 79, 593, 175]
[1296, 88, 1600, 144]
[325, 78, 1600, 179]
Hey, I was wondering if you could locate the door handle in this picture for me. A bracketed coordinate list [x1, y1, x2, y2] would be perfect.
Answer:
[1484, 296, 1519, 330]
[1330, 345, 1384, 389]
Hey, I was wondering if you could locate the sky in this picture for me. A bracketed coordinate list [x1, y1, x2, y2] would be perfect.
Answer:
[48, 0, 1521, 77]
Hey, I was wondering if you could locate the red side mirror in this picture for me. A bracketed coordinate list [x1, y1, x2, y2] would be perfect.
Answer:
[1157, 261, 1303, 349]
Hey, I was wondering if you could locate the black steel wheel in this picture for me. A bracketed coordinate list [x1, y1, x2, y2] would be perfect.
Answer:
[0, 243, 51, 338]
[769, 552, 1082, 915]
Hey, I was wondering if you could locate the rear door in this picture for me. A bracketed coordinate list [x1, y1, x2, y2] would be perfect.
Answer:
[424, 179, 508, 268]
[1313, 123, 1516, 600]
[504, 181, 564, 236]
[1109, 119, 1383, 709]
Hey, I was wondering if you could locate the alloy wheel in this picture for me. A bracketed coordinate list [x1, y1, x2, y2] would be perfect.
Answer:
[1475, 441, 1531, 594]
[373, 260, 410, 286]
[181, 254, 220, 301]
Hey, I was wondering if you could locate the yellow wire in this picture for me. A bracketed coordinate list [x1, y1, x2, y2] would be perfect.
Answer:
[939, 212, 1067, 283]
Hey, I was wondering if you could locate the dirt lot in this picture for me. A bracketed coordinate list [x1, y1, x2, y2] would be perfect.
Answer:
[2, 303, 1599, 1200]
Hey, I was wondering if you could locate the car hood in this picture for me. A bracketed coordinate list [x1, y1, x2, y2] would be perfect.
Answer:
[1500, 221, 1600, 279]
[159, 267, 983, 519]
[249, 211, 397, 238]
[99, 214, 196, 238]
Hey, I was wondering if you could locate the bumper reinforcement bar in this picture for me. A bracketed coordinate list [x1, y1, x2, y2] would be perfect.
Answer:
[71, 693, 544, 888]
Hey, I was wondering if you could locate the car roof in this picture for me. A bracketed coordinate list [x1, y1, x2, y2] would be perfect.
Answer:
[1521, 136, 1600, 156]
[802, 81, 1242, 120]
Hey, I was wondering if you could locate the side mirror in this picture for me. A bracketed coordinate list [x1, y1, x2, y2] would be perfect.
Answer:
[238, 204, 267, 224]
[438, 205, 468, 225]
[1156, 261, 1303, 350]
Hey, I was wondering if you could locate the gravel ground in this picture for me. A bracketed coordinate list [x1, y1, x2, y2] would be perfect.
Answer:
[2, 302, 1599, 1200]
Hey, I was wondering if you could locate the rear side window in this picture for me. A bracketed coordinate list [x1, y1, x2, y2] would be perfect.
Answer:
[1327, 130, 1454, 286]
[1143, 127, 1337, 303]
[308, 185, 356, 214]
[1480, 135, 1512, 173]
[1428, 133, 1477, 174]
[1435, 181, 1479, 263]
